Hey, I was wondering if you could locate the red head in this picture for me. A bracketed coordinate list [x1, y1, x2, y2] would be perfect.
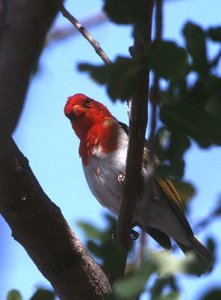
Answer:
[64, 93, 114, 140]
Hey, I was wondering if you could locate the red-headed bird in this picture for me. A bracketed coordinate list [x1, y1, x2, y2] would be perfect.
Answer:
[64, 93, 212, 265]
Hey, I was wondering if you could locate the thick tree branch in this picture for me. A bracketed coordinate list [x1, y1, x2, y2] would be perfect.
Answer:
[0, 0, 62, 139]
[116, 0, 154, 272]
[0, 1, 111, 298]
[0, 139, 111, 300]
[0, 0, 7, 44]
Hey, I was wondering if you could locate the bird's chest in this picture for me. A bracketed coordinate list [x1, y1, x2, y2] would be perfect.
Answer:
[83, 146, 127, 215]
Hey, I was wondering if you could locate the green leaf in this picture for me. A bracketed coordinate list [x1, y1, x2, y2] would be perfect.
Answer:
[149, 251, 183, 276]
[166, 132, 190, 178]
[157, 292, 180, 300]
[79, 57, 140, 101]
[200, 289, 221, 300]
[181, 253, 211, 276]
[87, 240, 103, 258]
[114, 250, 209, 299]
[150, 250, 210, 276]
[104, 213, 117, 228]
[204, 76, 221, 116]
[148, 41, 188, 79]
[155, 129, 190, 179]
[183, 22, 208, 74]
[113, 260, 156, 299]
[207, 26, 221, 42]
[214, 199, 221, 217]
[205, 237, 216, 256]
[7, 290, 23, 300]
[77, 221, 103, 240]
[160, 102, 221, 147]
[150, 276, 179, 300]
[205, 75, 221, 97]
[114, 251, 185, 299]
[103, 0, 144, 24]
[102, 241, 128, 277]
[30, 289, 55, 300]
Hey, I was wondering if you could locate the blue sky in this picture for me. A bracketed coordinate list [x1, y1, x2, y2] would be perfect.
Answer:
[1, 0, 221, 299]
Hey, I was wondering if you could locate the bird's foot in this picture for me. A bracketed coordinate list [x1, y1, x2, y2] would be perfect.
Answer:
[117, 171, 125, 185]
[110, 228, 139, 241]
[131, 229, 140, 240]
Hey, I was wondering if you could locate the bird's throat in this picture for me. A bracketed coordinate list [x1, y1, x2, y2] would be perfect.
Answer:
[79, 118, 120, 165]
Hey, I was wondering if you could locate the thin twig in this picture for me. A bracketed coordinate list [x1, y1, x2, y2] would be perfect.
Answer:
[48, 12, 107, 44]
[60, 5, 112, 65]
[149, 0, 163, 142]
[136, 231, 146, 268]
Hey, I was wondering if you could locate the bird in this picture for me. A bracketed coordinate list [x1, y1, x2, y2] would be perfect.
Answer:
[64, 93, 213, 265]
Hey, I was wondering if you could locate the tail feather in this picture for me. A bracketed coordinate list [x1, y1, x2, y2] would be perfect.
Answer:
[176, 236, 213, 264]
[191, 236, 213, 264]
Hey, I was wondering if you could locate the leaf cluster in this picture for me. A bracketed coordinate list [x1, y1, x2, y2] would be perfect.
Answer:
[78, 214, 134, 280]
[7, 289, 55, 300]
[79, 20, 221, 179]
[77, 215, 216, 300]
[77, 4, 221, 298]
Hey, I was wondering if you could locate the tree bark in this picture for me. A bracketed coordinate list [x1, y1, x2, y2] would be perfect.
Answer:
[116, 0, 154, 273]
[0, 139, 111, 299]
[0, 0, 61, 138]
[0, 1, 111, 299]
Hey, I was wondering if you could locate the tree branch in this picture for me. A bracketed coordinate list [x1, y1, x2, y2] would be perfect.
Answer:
[0, 139, 111, 300]
[0, 0, 7, 44]
[0, 0, 62, 139]
[60, 5, 112, 65]
[116, 0, 154, 273]
[48, 12, 107, 45]
[149, 0, 163, 142]
[0, 1, 111, 298]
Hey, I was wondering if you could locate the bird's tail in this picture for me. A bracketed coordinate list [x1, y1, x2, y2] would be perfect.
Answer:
[176, 236, 213, 264]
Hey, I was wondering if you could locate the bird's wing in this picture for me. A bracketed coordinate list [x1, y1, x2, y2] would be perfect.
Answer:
[118, 121, 193, 234]
[155, 177, 193, 234]
[118, 121, 129, 135]
[118, 122, 159, 167]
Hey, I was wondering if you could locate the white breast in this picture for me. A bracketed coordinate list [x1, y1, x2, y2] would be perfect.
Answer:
[83, 127, 128, 215]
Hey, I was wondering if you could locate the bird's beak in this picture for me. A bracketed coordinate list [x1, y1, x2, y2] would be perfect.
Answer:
[64, 102, 77, 121]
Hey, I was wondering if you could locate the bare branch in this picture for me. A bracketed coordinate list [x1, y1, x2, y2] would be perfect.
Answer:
[60, 5, 112, 65]
[0, 138, 111, 300]
[48, 12, 107, 44]
[149, 0, 163, 142]
[116, 0, 154, 273]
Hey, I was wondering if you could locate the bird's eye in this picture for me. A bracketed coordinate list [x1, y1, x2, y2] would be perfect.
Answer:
[82, 99, 91, 108]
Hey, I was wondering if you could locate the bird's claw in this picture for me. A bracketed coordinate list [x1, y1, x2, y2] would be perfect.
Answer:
[130, 229, 140, 240]
[110, 228, 139, 241]
[118, 171, 125, 185]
